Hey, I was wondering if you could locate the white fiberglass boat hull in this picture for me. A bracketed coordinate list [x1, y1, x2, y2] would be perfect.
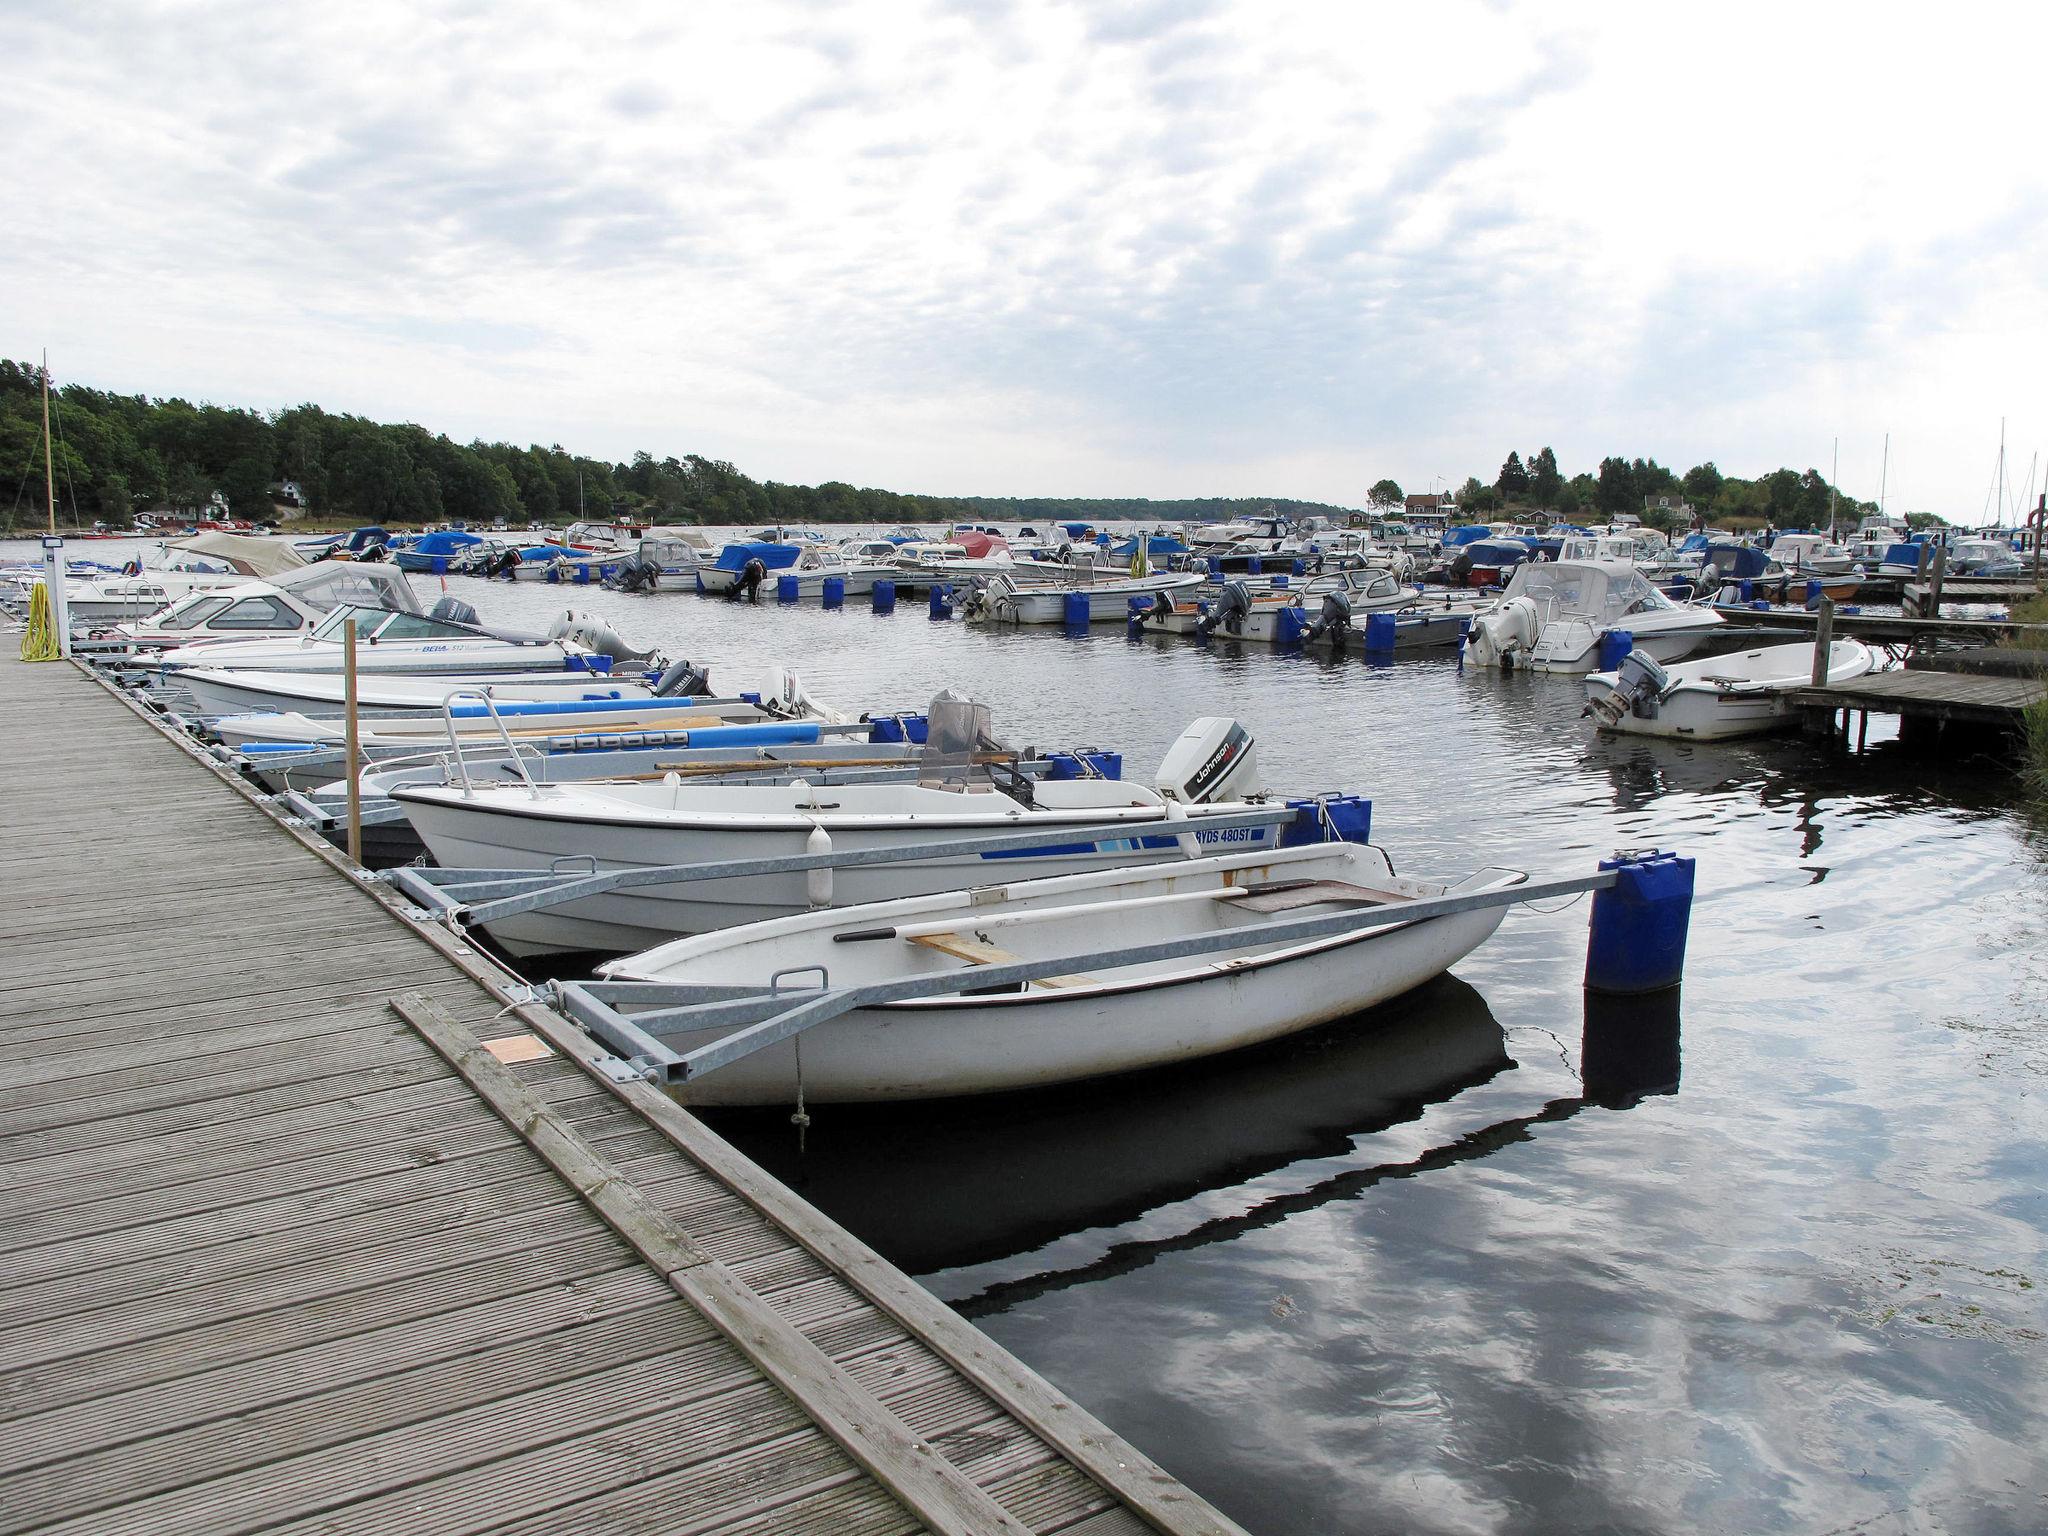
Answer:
[394, 779, 1285, 956]
[1582, 640, 1875, 740]
[979, 573, 1204, 624]
[177, 668, 654, 719]
[599, 842, 1525, 1103]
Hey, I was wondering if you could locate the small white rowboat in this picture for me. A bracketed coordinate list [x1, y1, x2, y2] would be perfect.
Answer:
[600, 840, 1527, 1103]
[1582, 640, 1875, 740]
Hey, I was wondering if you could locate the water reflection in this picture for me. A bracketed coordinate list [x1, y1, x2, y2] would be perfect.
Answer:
[706, 974, 1514, 1283]
[1580, 986, 1682, 1108]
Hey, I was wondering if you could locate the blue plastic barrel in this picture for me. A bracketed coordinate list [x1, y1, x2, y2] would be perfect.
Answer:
[1247, 556, 1262, 575]
[1738, 578, 1753, 602]
[1280, 794, 1372, 847]
[1063, 590, 1091, 626]
[1274, 605, 1308, 644]
[1805, 579, 1823, 608]
[929, 583, 952, 619]
[1585, 851, 1695, 994]
[871, 579, 896, 612]
[822, 576, 845, 608]
[1364, 613, 1397, 652]
[1272, 574, 1289, 589]
[776, 574, 799, 602]
[1597, 629, 1633, 672]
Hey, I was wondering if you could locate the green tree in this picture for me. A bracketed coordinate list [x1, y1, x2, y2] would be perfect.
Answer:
[218, 455, 276, 519]
[95, 471, 133, 521]
[1495, 451, 1530, 500]
[1528, 447, 1561, 508]
[1368, 478, 1403, 510]
[1595, 456, 1635, 514]
[1682, 461, 1724, 502]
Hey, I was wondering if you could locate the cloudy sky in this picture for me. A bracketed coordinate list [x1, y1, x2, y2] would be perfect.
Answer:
[5, 1, 2043, 516]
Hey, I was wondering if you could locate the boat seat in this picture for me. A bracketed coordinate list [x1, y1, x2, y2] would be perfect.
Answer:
[1230, 878, 1407, 914]
[906, 930, 1089, 987]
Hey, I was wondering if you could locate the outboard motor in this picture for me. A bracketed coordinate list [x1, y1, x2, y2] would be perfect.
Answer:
[484, 546, 523, 578]
[652, 657, 711, 698]
[1155, 717, 1264, 804]
[428, 595, 481, 627]
[1467, 596, 1539, 668]
[1194, 580, 1252, 638]
[919, 689, 995, 786]
[1148, 590, 1176, 622]
[1585, 648, 1671, 727]
[550, 610, 662, 667]
[961, 574, 993, 619]
[1304, 588, 1353, 643]
[1448, 551, 1473, 586]
[727, 557, 767, 602]
[356, 542, 388, 563]
[606, 556, 659, 593]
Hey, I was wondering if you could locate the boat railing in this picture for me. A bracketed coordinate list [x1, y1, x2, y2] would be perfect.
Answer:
[549, 867, 1616, 1086]
[439, 690, 544, 800]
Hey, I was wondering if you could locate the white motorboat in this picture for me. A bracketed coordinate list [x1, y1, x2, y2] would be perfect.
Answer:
[1767, 533, 1858, 575]
[147, 603, 653, 681]
[775, 547, 900, 597]
[1130, 570, 1451, 643]
[965, 569, 1205, 624]
[1465, 559, 1725, 673]
[393, 712, 1289, 955]
[104, 561, 426, 649]
[1582, 640, 1876, 740]
[596, 840, 1526, 1104]
[44, 532, 309, 624]
[206, 665, 834, 738]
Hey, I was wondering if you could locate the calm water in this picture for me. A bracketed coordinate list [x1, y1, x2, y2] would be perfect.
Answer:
[33, 541, 2048, 1533]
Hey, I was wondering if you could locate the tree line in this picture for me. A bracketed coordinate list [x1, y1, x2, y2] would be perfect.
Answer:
[0, 361, 1003, 529]
[1367, 448, 1906, 532]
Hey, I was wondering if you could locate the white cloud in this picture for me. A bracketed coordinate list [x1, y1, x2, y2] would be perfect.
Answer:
[3, 0, 2041, 514]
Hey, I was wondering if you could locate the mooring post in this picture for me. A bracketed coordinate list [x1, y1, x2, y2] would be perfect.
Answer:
[1927, 542, 1947, 616]
[1584, 850, 1694, 995]
[343, 618, 363, 866]
[1810, 597, 1835, 686]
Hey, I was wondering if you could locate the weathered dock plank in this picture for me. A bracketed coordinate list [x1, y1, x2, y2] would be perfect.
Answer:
[0, 652, 1249, 1536]
[1791, 666, 2046, 726]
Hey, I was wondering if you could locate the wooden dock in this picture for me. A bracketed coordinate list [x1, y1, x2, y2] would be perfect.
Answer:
[0, 652, 1247, 1536]
[1791, 667, 2047, 730]
[1708, 603, 2048, 650]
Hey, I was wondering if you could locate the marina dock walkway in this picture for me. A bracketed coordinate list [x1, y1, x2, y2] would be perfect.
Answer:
[0, 653, 1245, 1536]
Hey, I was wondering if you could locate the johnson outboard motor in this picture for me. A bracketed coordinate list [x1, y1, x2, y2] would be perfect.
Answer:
[1304, 588, 1353, 644]
[726, 557, 767, 602]
[1194, 580, 1252, 638]
[1585, 648, 1671, 727]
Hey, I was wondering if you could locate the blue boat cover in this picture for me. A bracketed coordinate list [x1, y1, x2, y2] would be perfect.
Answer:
[713, 541, 803, 571]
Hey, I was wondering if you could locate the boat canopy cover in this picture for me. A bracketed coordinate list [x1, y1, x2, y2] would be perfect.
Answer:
[953, 531, 1008, 559]
[345, 527, 393, 551]
[1464, 539, 1533, 565]
[273, 559, 426, 615]
[1704, 544, 1769, 578]
[1502, 558, 1676, 620]
[1443, 525, 1495, 548]
[713, 541, 802, 571]
[410, 530, 485, 556]
[174, 531, 308, 578]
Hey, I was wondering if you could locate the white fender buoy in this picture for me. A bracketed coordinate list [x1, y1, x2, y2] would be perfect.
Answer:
[805, 821, 833, 907]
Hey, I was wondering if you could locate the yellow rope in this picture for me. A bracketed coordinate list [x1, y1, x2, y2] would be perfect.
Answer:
[19, 581, 62, 662]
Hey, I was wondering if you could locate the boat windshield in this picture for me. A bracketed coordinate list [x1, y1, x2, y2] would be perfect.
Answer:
[309, 605, 482, 642]
[156, 594, 236, 629]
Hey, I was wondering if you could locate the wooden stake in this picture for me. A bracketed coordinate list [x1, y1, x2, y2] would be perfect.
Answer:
[344, 619, 363, 864]
[1811, 597, 1835, 687]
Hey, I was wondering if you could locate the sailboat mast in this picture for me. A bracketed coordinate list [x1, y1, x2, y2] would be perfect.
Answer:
[1835, 436, 1851, 536]
[1878, 434, 1888, 519]
[41, 350, 56, 536]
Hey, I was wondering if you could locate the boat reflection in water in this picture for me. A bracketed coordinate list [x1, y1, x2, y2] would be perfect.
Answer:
[705, 974, 1516, 1287]
[709, 973, 1687, 1311]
